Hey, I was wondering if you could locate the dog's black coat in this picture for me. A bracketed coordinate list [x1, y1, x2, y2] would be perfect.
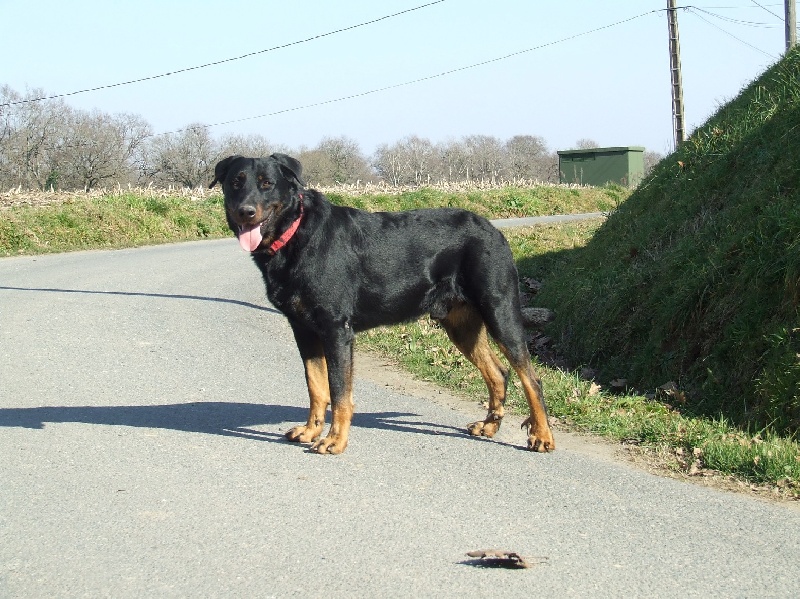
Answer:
[210, 153, 554, 454]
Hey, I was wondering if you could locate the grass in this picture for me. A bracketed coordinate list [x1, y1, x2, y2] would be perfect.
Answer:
[0, 194, 230, 255]
[324, 185, 623, 218]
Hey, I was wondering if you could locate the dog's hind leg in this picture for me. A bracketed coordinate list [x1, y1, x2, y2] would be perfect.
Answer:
[501, 346, 554, 452]
[439, 302, 509, 438]
[484, 304, 555, 453]
[287, 324, 329, 444]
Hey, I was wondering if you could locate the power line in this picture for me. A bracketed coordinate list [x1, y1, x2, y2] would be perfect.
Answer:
[0, 0, 446, 108]
[689, 7, 776, 26]
[161, 9, 661, 137]
[750, 0, 784, 20]
[687, 7, 779, 57]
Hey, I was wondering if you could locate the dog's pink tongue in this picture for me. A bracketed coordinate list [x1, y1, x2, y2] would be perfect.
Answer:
[238, 224, 263, 252]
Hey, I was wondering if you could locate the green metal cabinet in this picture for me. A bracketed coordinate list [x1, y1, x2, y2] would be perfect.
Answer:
[557, 146, 645, 187]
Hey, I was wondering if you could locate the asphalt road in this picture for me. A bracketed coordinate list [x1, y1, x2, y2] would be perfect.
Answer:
[490, 212, 605, 228]
[2, 238, 799, 598]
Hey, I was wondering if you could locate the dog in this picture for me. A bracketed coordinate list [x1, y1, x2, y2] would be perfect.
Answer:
[209, 153, 555, 455]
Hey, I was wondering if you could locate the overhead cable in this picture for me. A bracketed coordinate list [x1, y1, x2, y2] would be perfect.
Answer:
[162, 9, 660, 136]
[0, 0, 446, 107]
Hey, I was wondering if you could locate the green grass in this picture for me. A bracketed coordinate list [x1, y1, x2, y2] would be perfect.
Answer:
[0, 194, 230, 255]
[325, 185, 622, 218]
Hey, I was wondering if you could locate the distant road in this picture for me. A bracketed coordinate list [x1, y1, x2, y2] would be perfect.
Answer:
[491, 212, 606, 228]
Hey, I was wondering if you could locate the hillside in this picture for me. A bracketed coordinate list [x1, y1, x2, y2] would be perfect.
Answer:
[536, 48, 800, 434]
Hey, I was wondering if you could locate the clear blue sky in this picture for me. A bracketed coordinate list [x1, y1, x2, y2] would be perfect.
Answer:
[0, 0, 790, 156]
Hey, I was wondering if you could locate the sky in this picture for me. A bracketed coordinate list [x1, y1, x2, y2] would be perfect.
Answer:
[0, 0, 792, 157]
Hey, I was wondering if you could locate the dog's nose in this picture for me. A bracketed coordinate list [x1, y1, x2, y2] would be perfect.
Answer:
[238, 205, 256, 220]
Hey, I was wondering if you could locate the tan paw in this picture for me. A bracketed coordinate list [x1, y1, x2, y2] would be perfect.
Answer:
[285, 424, 323, 443]
[311, 434, 348, 454]
[521, 417, 555, 452]
[467, 420, 501, 438]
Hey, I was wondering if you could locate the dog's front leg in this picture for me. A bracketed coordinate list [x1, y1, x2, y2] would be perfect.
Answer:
[287, 323, 329, 444]
[311, 327, 354, 455]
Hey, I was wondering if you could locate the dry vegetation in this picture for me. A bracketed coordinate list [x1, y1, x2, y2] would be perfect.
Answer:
[0, 185, 219, 209]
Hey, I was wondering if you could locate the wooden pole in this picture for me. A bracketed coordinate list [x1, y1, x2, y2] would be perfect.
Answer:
[667, 0, 685, 149]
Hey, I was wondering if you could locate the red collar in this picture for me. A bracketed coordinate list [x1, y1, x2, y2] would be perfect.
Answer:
[268, 195, 304, 255]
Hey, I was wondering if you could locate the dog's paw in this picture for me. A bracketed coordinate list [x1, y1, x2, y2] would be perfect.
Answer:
[311, 434, 348, 455]
[527, 434, 555, 452]
[467, 420, 501, 438]
[285, 424, 323, 444]
[521, 417, 555, 452]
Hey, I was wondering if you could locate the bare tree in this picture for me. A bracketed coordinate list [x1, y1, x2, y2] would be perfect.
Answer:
[437, 139, 470, 183]
[0, 86, 20, 188]
[402, 135, 436, 185]
[217, 133, 280, 161]
[1, 84, 598, 190]
[0, 86, 72, 190]
[505, 135, 558, 182]
[142, 124, 216, 188]
[574, 138, 600, 150]
[294, 148, 333, 186]
[462, 135, 505, 182]
[643, 149, 664, 176]
[298, 136, 372, 185]
[373, 134, 559, 186]
[59, 110, 151, 189]
[372, 142, 404, 186]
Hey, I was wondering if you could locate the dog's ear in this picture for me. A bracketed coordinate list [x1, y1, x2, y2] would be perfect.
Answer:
[270, 153, 305, 187]
[209, 155, 242, 188]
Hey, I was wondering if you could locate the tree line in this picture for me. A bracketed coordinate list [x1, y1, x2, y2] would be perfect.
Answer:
[1, 85, 662, 191]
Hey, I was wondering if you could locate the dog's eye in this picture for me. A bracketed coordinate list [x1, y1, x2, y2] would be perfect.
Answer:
[232, 173, 246, 190]
[259, 179, 272, 190]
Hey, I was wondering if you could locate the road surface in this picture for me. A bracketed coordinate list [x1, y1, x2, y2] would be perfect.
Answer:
[490, 212, 605, 228]
[1, 238, 799, 598]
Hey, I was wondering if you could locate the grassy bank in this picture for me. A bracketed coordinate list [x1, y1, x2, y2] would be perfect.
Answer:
[536, 48, 800, 440]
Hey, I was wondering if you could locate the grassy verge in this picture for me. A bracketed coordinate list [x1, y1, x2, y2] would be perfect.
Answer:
[324, 185, 625, 218]
[359, 319, 800, 496]
[0, 193, 230, 256]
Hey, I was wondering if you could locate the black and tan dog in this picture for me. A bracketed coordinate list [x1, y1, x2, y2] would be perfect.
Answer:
[210, 153, 555, 455]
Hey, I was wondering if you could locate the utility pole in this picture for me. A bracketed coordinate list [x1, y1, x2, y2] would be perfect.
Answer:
[786, 0, 797, 52]
[667, 0, 685, 149]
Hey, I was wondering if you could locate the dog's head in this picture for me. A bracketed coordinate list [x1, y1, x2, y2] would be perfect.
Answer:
[209, 153, 305, 253]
